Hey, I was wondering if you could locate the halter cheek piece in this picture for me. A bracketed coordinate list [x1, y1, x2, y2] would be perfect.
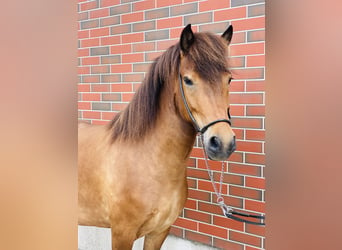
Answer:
[179, 73, 265, 226]
[178, 74, 231, 134]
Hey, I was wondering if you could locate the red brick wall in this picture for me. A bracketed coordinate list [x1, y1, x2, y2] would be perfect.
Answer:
[78, 0, 265, 249]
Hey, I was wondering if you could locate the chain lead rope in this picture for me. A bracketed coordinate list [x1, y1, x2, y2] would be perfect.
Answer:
[199, 134, 265, 226]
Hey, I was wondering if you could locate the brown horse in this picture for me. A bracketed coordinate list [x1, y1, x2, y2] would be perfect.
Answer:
[78, 24, 235, 250]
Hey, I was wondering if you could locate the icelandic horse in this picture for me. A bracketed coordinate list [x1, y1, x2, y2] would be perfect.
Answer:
[78, 24, 236, 249]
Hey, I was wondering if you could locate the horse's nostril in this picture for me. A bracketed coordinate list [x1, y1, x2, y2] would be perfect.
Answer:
[209, 136, 222, 152]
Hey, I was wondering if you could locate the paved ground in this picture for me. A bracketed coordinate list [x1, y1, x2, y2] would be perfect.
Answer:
[78, 226, 218, 250]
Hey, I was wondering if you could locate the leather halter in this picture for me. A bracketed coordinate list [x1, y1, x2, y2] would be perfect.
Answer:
[178, 74, 231, 134]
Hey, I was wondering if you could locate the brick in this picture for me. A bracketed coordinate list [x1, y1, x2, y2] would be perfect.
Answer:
[173, 218, 197, 231]
[110, 44, 131, 54]
[245, 176, 265, 189]
[81, 57, 100, 65]
[233, 68, 264, 80]
[78, 12, 88, 21]
[82, 93, 101, 101]
[157, 17, 182, 29]
[248, 3, 265, 17]
[230, 56, 245, 68]
[214, 7, 246, 22]
[122, 33, 144, 43]
[184, 199, 197, 210]
[145, 51, 162, 62]
[246, 80, 264, 92]
[78, 66, 90, 75]
[80, 19, 99, 29]
[199, 223, 227, 239]
[92, 102, 111, 111]
[229, 163, 261, 176]
[102, 112, 116, 120]
[236, 140, 263, 153]
[112, 103, 128, 111]
[122, 12, 143, 24]
[246, 222, 265, 237]
[229, 81, 244, 92]
[92, 120, 108, 125]
[145, 29, 169, 41]
[91, 65, 110, 74]
[80, 38, 100, 48]
[90, 27, 110, 37]
[157, 39, 177, 50]
[110, 3, 131, 15]
[230, 93, 263, 104]
[245, 200, 265, 214]
[133, 63, 150, 73]
[145, 8, 169, 20]
[122, 73, 144, 82]
[188, 189, 210, 202]
[187, 168, 210, 181]
[157, 0, 182, 8]
[184, 12, 212, 25]
[184, 209, 211, 224]
[83, 111, 101, 119]
[229, 231, 262, 247]
[199, 22, 230, 34]
[122, 53, 144, 63]
[132, 42, 155, 52]
[100, 16, 120, 27]
[200, 0, 230, 12]
[231, 31, 246, 44]
[111, 83, 132, 92]
[213, 215, 243, 231]
[184, 231, 212, 246]
[91, 84, 110, 92]
[101, 55, 121, 64]
[101, 74, 121, 83]
[100, 35, 120, 46]
[232, 117, 262, 129]
[102, 93, 121, 101]
[245, 130, 265, 141]
[230, 43, 264, 56]
[169, 227, 183, 238]
[80, 0, 98, 11]
[223, 174, 244, 186]
[198, 202, 222, 215]
[78, 102, 91, 110]
[247, 55, 265, 67]
[245, 153, 265, 165]
[231, 0, 264, 7]
[90, 46, 109, 56]
[78, 30, 89, 39]
[111, 24, 132, 35]
[247, 29, 265, 42]
[100, 0, 120, 8]
[82, 75, 100, 84]
[213, 238, 244, 250]
[133, 0, 155, 11]
[78, 84, 90, 92]
[231, 16, 265, 31]
[246, 106, 265, 116]
[229, 186, 262, 200]
[122, 93, 135, 102]
[90, 8, 109, 19]
[171, 3, 198, 16]
[132, 21, 155, 32]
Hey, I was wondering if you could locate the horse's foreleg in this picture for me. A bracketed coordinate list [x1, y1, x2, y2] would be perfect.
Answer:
[111, 229, 135, 250]
[143, 228, 170, 250]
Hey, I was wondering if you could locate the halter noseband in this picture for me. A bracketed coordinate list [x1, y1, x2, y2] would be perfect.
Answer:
[178, 74, 231, 134]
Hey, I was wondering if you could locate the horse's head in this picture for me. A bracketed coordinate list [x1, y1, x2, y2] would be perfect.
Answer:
[177, 24, 235, 161]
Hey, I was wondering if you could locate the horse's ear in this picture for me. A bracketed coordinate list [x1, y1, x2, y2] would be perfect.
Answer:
[180, 24, 195, 54]
[221, 25, 233, 45]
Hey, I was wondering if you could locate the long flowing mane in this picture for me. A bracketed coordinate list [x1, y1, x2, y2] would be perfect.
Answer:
[108, 32, 229, 141]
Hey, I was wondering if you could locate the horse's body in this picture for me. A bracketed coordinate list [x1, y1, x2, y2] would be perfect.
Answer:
[78, 24, 235, 249]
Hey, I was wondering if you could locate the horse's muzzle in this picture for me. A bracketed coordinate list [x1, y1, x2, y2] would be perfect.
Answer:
[207, 135, 236, 161]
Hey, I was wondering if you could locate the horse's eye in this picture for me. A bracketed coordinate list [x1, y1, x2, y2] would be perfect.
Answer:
[228, 77, 233, 85]
[183, 76, 193, 86]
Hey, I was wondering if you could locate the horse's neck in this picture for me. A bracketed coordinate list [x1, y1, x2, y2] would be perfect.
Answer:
[150, 87, 197, 168]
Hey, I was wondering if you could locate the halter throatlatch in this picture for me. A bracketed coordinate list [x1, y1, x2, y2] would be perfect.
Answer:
[179, 73, 265, 226]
